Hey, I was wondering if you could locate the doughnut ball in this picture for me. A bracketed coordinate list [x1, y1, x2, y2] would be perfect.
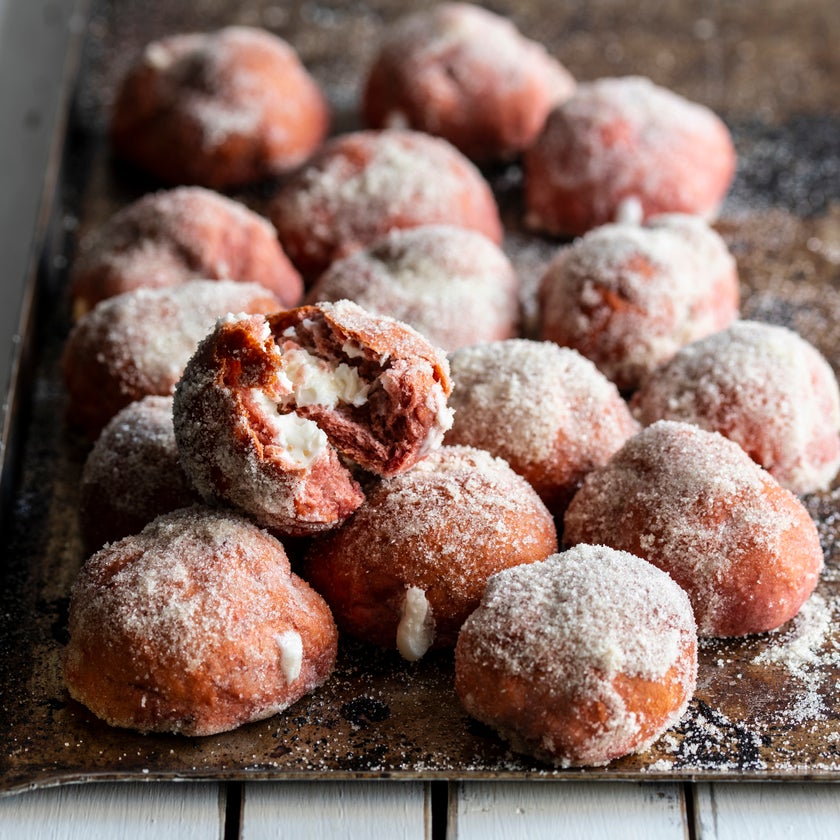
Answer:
[79, 396, 199, 552]
[62, 279, 281, 439]
[444, 339, 639, 517]
[269, 129, 503, 280]
[172, 300, 453, 536]
[70, 187, 303, 319]
[539, 214, 739, 392]
[631, 321, 840, 495]
[111, 26, 329, 188]
[524, 76, 736, 237]
[363, 3, 575, 162]
[305, 225, 519, 351]
[303, 446, 558, 661]
[455, 545, 697, 768]
[564, 421, 824, 637]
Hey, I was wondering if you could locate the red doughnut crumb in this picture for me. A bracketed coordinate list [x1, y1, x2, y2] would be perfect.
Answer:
[64, 506, 338, 736]
[524, 76, 736, 237]
[111, 26, 329, 188]
[539, 214, 739, 392]
[445, 339, 639, 516]
[62, 279, 282, 439]
[564, 421, 825, 638]
[455, 545, 697, 767]
[305, 225, 520, 351]
[268, 129, 503, 280]
[363, 3, 575, 161]
[70, 187, 302, 319]
[172, 300, 454, 536]
[631, 321, 840, 495]
[303, 445, 558, 660]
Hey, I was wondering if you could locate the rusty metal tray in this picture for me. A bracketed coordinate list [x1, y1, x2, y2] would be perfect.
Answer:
[2, 0, 840, 793]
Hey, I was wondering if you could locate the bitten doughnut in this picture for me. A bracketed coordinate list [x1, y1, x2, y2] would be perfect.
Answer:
[524, 76, 736, 236]
[455, 545, 697, 767]
[111, 26, 329, 188]
[539, 214, 739, 391]
[305, 225, 520, 351]
[63, 506, 338, 736]
[70, 187, 303, 319]
[564, 421, 825, 637]
[62, 279, 281, 439]
[172, 300, 453, 536]
[303, 445, 558, 660]
[445, 339, 638, 516]
[363, 3, 575, 161]
[269, 129, 503, 280]
[631, 320, 840, 495]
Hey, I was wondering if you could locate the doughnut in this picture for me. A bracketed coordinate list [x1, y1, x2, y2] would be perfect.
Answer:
[268, 129, 503, 280]
[63, 506, 338, 736]
[630, 320, 840, 495]
[305, 225, 519, 351]
[455, 545, 697, 767]
[70, 187, 303, 319]
[563, 421, 824, 637]
[111, 26, 329, 188]
[62, 279, 281, 439]
[538, 214, 739, 392]
[524, 76, 736, 237]
[172, 300, 454, 536]
[444, 339, 639, 517]
[363, 3, 575, 161]
[303, 445, 558, 660]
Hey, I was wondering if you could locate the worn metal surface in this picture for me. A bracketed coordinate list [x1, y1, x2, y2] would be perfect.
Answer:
[2, 0, 840, 793]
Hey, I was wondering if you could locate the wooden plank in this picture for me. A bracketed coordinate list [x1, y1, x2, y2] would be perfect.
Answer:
[694, 783, 840, 840]
[451, 781, 688, 840]
[240, 781, 430, 840]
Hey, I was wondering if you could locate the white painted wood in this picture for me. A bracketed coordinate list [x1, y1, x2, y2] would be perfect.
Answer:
[451, 781, 687, 840]
[0, 782, 224, 840]
[240, 781, 430, 840]
[694, 782, 840, 840]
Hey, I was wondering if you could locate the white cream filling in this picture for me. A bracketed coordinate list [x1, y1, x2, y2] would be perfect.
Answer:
[396, 587, 435, 662]
[278, 345, 370, 408]
[249, 388, 328, 467]
[275, 630, 303, 684]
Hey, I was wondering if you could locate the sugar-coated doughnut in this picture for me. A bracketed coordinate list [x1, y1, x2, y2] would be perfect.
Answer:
[62, 279, 281, 439]
[444, 339, 638, 516]
[524, 76, 736, 236]
[172, 300, 453, 536]
[631, 321, 840, 495]
[539, 214, 739, 391]
[305, 225, 519, 351]
[111, 26, 329, 188]
[455, 545, 697, 767]
[63, 506, 338, 736]
[303, 446, 558, 660]
[363, 3, 575, 161]
[70, 187, 302, 319]
[564, 421, 824, 637]
[269, 129, 503, 280]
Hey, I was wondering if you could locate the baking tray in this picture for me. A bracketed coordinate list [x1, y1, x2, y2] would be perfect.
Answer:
[2, 0, 840, 794]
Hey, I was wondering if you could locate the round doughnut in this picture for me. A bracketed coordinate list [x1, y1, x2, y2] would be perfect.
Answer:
[63, 506, 338, 736]
[363, 3, 575, 161]
[70, 187, 303, 319]
[444, 339, 639, 517]
[303, 445, 558, 660]
[455, 545, 697, 768]
[111, 26, 329, 188]
[539, 214, 739, 392]
[524, 76, 736, 237]
[268, 129, 503, 280]
[172, 300, 454, 536]
[305, 225, 520, 351]
[62, 279, 281, 439]
[563, 421, 825, 637]
[630, 320, 840, 495]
